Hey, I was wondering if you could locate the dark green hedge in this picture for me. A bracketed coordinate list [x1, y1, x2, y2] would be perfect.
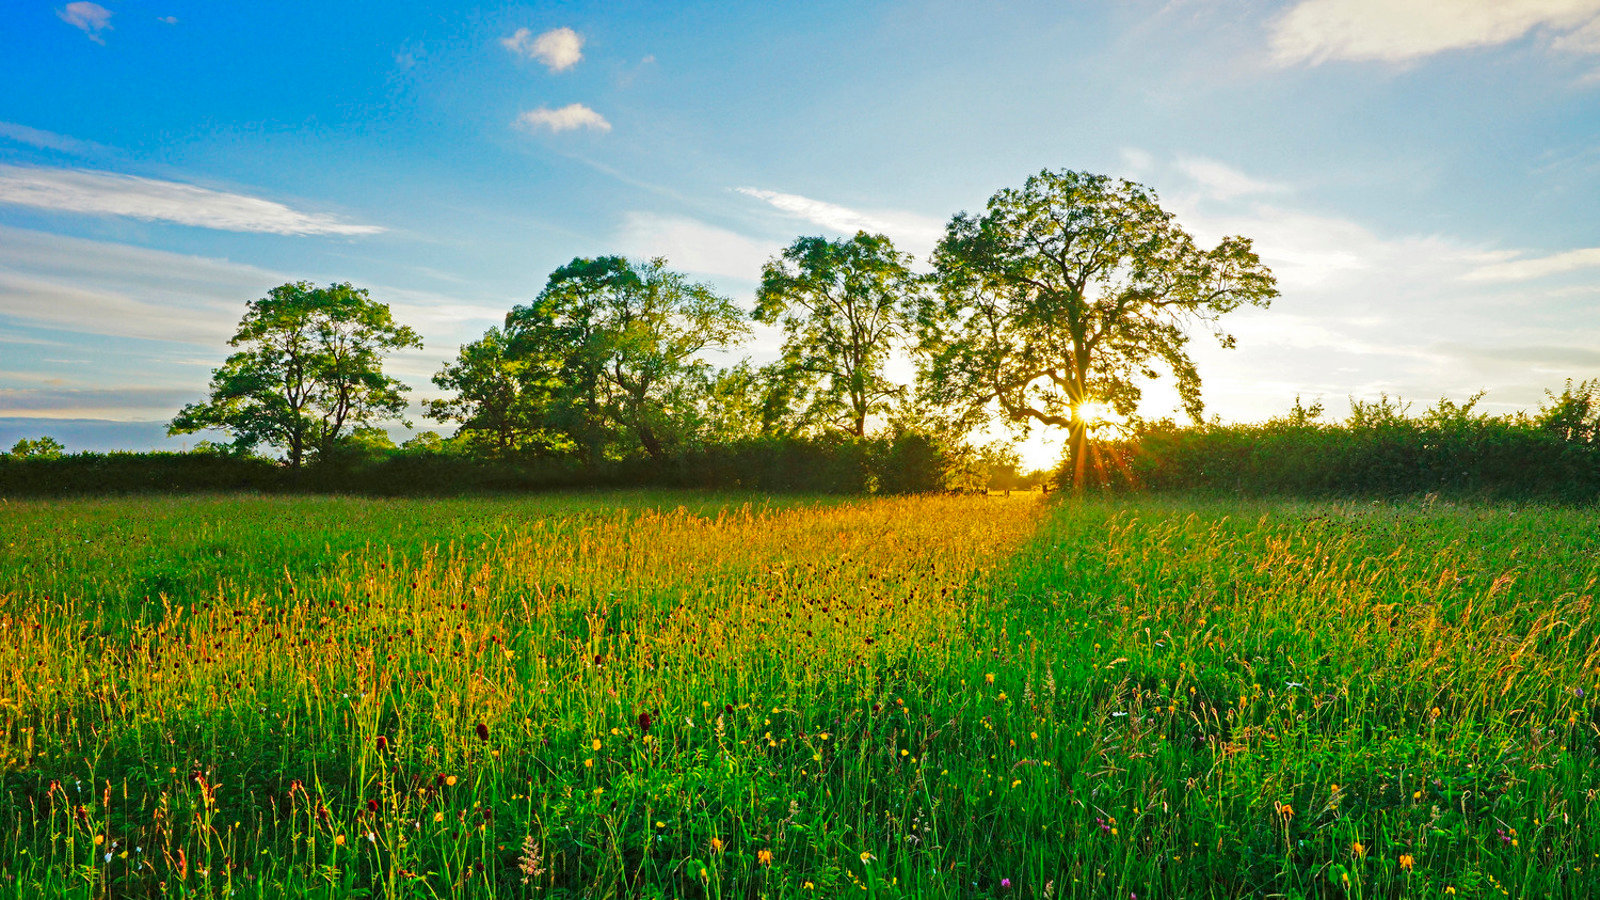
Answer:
[1111, 419, 1600, 502]
[0, 434, 956, 498]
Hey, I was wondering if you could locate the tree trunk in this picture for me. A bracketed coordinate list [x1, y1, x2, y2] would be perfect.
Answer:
[638, 424, 665, 462]
[1066, 416, 1088, 494]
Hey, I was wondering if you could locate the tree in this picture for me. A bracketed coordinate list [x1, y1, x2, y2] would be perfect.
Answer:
[170, 282, 421, 468]
[755, 232, 920, 437]
[9, 436, 64, 459]
[507, 257, 748, 464]
[426, 325, 565, 456]
[924, 169, 1278, 489]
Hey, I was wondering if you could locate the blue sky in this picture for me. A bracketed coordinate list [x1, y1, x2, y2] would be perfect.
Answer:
[3, 0, 1599, 466]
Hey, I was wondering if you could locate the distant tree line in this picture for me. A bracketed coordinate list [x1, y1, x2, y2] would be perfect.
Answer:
[138, 169, 1278, 494]
[8, 382, 1598, 500]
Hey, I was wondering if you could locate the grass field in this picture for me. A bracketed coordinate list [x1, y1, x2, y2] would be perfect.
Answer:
[1, 491, 1598, 898]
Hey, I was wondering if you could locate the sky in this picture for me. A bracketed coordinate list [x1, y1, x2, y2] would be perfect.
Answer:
[2, 0, 1599, 468]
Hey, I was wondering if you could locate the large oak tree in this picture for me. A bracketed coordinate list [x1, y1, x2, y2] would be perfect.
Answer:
[923, 170, 1278, 489]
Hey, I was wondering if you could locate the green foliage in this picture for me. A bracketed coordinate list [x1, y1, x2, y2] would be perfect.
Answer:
[755, 232, 921, 436]
[1122, 390, 1600, 501]
[425, 325, 568, 457]
[169, 281, 421, 467]
[7, 435, 64, 458]
[1537, 378, 1600, 446]
[924, 169, 1278, 487]
[504, 256, 750, 465]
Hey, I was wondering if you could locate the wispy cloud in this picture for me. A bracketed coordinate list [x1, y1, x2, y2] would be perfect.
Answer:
[0, 121, 107, 156]
[58, 2, 112, 43]
[615, 212, 780, 282]
[515, 104, 611, 133]
[0, 164, 383, 235]
[1463, 246, 1600, 281]
[1270, 0, 1600, 66]
[502, 27, 585, 72]
[735, 187, 944, 256]
[1175, 157, 1288, 200]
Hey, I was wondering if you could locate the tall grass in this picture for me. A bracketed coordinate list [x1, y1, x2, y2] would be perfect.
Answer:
[1, 492, 1597, 897]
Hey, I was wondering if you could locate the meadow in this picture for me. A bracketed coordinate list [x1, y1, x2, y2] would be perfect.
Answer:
[0, 491, 1597, 898]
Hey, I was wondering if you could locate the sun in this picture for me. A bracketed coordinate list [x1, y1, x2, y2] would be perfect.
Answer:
[1076, 401, 1113, 422]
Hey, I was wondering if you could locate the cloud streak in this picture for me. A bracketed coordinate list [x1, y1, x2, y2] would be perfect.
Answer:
[1464, 246, 1600, 281]
[735, 187, 944, 256]
[0, 165, 383, 235]
[1271, 0, 1600, 65]
[515, 104, 611, 133]
[0, 122, 107, 156]
[502, 27, 585, 71]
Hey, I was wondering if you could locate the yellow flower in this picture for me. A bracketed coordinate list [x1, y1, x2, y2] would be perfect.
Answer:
[592, 738, 603, 751]
[710, 837, 724, 853]
[334, 834, 346, 846]
[94, 835, 104, 846]
[985, 673, 995, 684]
[433, 812, 444, 823]
[445, 775, 458, 787]
[804, 882, 815, 890]
[757, 849, 773, 865]
[584, 758, 594, 768]
[1400, 854, 1415, 871]
[860, 850, 874, 864]
[1353, 840, 1365, 857]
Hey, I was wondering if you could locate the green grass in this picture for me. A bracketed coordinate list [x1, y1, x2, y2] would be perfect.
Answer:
[1, 491, 1597, 898]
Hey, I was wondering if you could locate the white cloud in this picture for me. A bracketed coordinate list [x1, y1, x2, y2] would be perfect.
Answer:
[502, 27, 585, 72]
[0, 165, 384, 235]
[515, 104, 611, 134]
[615, 212, 779, 282]
[1270, 0, 1600, 65]
[1463, 246, 1600, 281]
[1175, 157, 1288, 200]
[58, 2, 112, 43]
[735, 187, 945, 256]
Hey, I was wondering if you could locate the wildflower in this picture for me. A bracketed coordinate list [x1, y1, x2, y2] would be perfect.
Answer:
[1400, 854, 1414, 871]
[985, 673, 995, 684]
[757, 849, 773, 865]
[710, 837, 724, 853]
[445, 774, 458, 787]
[375, 735, 389, 753]
[860, 850, 874, 863]
[1352, 840, 1365, 857]
[475, 723, 490, 742]
[592, 738, 603, 752]
[1276, 802, 1294, 819]
[638, 711, 653, 734]
[334, 834, 346, 846]
[1001, 877, 1012, 888]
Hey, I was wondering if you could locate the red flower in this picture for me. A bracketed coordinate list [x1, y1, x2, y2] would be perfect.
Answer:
[475, 722, 490, 742]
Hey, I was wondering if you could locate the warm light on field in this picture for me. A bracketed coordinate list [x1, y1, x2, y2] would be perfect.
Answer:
[1, 492, 1596, 896]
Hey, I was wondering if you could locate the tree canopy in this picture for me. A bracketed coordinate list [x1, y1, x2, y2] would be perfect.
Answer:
[495, 256, 749, 464]
[922, 169, 1278, 488]
[755, 232, 919, 437]
[170, 282, 421, 467]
